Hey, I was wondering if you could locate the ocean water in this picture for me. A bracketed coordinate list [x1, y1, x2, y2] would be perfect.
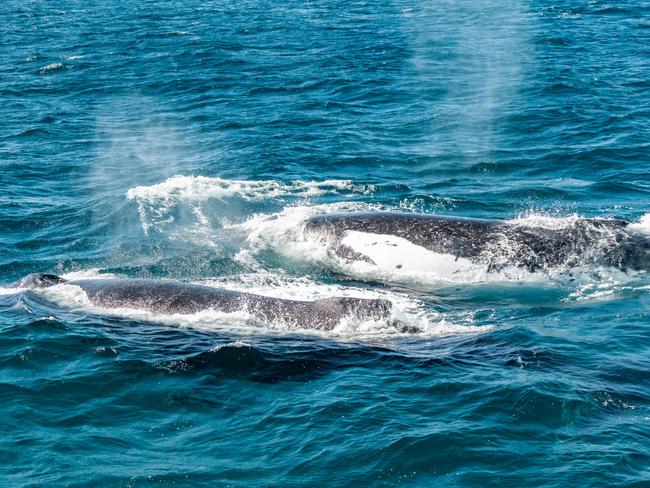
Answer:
[2, 0, 650, 486]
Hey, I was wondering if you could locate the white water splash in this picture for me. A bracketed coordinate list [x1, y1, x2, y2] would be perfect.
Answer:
[628, 213, 650, 235]
[38, 62, 65, 74]
[507, 212, 627, 230]
[127, 175, 373, 203]
[126, 175, 374, 234]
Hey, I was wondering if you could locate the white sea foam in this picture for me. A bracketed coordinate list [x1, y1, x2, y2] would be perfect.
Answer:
[508, 212, 585, 230]
[38, 63, 65, 73]
[628, 213, 650, 235]
[567, 277, 650, 302]
[126, 175, 373, 203]
[211, 340, 251, 352]
[507, 211, 630, 231]
[126, 175, 374, 234]
[509, 211, 650, 235]
[0, 286, 25, 296]
[61, 268, 118, 281]
[236, 202, 381, 263]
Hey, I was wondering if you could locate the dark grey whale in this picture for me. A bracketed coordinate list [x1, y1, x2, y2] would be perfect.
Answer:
[304, 212, 650, 272]
[18, 274, 395, 331]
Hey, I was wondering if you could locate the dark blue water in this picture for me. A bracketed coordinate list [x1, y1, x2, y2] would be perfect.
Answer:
[2, 1, 650, 486]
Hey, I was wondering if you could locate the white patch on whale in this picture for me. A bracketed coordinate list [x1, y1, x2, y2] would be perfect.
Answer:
[341, 230, 474, 276]
[337, 230, 540, 286]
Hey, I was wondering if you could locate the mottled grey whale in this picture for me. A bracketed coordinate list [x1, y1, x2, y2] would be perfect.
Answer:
[304, 212, 650, 272]
[18, 274, 395, 331]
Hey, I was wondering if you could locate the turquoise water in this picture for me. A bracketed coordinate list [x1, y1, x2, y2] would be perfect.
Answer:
[2, 1, 650, 486]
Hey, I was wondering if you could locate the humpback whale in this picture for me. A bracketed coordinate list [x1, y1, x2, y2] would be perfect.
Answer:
[303, 212, 650, 273]
[17, 274, 395, 331]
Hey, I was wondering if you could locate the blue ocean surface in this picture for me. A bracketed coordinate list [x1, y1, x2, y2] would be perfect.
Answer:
[2, 0, 650, 486]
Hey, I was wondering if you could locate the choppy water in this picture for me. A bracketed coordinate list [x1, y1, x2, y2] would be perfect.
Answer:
[2, 1, 650, 486]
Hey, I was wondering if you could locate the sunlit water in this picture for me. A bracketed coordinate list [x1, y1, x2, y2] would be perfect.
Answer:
[2, 1, 650, 486]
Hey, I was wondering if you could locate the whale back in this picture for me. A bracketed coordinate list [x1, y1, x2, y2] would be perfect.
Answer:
[305, 212, 500, 259]
[19, 276, 394, 331]
[67, 279, 246, 315]
[304, 212, 649, 272]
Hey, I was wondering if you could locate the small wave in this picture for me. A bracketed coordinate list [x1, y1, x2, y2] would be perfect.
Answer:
[38, 63, 65, 74]
[566, 271, 650, 302]
[211, 340, 251, 351]
[0, 286, 25, 296]
[61, 269, 119, 281]
[126, 175, 373, 203]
